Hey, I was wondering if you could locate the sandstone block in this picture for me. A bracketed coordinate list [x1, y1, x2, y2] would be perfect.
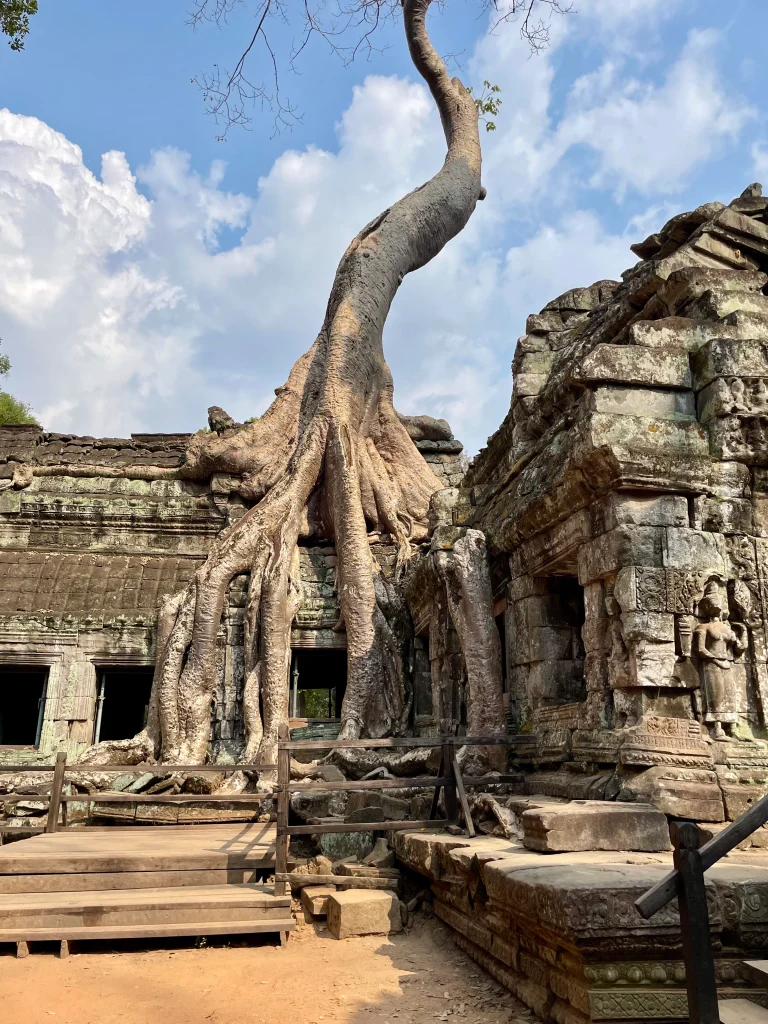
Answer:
[573, 344, 692, 388]
[619, 768, 724, 822]
[326, 890, 403, 939]
[301, 885, 337, 916]
[521, 801, 671, 852]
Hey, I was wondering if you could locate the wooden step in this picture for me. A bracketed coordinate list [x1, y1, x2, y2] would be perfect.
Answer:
[0, 883, 294, 941]
[720, 999, 768, 1023]
[0, 867, 259, 894]
[0, 824, 278, 875]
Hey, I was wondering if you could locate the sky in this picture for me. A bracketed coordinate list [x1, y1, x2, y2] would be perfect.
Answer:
[0, 0, 766, 455]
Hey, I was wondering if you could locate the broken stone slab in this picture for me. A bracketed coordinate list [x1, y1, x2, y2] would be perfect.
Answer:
[301, 885, 337, 917]
[618, 767, 725, 822]
[326, 890, 403, 939]
[362, 836, 396, 868]
[521, 801, 671, 853]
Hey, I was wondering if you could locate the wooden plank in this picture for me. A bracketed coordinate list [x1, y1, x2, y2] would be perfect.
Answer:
[282, 736, 514, 751]
[0, 883, 290, 909]
[0, 868, 260, 893]
[277, 873, 397, 890]
[0, 763, 277, 773]
[636, 789, 768, 918]
[45, 752, 67, 834]
[280, 819, 448, 836]
[442, 743, 459, 825]
[0, 919, 295, 942]
[287, 777, 451, 793]
[274, 723, 291, 898]
[60, 793, 272, 804]
[451, 751, 475, 839]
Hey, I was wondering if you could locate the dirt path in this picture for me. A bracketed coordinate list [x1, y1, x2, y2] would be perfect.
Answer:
[0, 915, 537, 1024]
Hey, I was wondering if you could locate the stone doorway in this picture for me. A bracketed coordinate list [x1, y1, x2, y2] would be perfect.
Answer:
[289, 648, 347, 719]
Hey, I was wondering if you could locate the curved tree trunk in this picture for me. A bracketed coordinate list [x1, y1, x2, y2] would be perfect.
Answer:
[78, 0, 485, 779]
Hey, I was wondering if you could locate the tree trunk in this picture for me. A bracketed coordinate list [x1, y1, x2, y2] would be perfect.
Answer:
[78, 0, 488, 777]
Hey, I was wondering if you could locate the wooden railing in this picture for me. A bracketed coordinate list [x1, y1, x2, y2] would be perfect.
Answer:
[0, 753, 276, 836]
[273, 724, 519, 895]
[635, 795, 768, 1024]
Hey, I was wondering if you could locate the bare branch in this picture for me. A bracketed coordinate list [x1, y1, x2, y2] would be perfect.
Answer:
[186, 0, 570, 137]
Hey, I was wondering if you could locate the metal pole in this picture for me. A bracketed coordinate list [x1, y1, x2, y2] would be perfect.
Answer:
[93, 674, 106, 743]
[290, 662, 299, 719]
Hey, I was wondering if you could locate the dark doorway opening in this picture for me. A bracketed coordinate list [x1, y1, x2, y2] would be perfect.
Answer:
[0, 665, 48, 747]
[289, 648, 347, 718]
[495, 610, 507, 692]
[95, 666, 154, 743]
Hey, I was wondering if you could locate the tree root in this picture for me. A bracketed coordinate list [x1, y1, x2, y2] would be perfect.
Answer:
[72, 0, 491, 783]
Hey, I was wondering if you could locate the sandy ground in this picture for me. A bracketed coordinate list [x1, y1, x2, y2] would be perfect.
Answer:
[0, 913, 538, 1024]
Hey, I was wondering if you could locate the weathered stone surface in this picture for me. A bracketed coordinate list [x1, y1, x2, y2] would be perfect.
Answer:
[301, 885, 337, 916]
[326, 890, 403, 939]
[572, 345, 692, 389]
[521, 801, 671, 852]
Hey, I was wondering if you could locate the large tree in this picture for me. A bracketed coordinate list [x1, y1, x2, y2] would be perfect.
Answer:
[8, 0, 564, 777]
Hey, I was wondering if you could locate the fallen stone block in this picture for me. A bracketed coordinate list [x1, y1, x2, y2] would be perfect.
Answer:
[345, 805, 385, 824]
[326, 890, 403, 939]
[521, 801, 671, 853]
[301, 885, 337, 916]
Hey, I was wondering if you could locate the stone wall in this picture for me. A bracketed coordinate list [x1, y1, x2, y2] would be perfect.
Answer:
[415, 185, 768, 822]
[0, 425, 467, 762]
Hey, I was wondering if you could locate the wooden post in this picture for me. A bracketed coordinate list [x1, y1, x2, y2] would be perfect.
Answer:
[670, 820, 720, 1024]
[441, 742, 459, 825]
[46, 752, 67, 834]
[275, 723, 291, 898]
[451, 750, 475, 838]
[429, 746, 445, 821]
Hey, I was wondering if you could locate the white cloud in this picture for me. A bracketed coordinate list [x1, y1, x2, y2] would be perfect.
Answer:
[0, 6, 755, 456]
[556, 29, 754, 196]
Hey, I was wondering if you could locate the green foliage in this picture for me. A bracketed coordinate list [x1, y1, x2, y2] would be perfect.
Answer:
[0, 340, 36, 425]
[301, 688, 335, 718]
[0, 391, 36, 425]
[0, 0, 37, 51]
[468, 80, 503, 132]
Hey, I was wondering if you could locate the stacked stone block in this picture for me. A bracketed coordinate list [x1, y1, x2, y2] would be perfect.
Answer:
[460, 184, 768, 821]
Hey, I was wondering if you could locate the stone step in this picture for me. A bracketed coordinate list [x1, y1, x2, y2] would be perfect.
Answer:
[744, 962, 768, 988]
[719, 998, 768, 1023]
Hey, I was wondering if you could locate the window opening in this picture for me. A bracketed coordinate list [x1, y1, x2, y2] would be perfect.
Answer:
[0, 665, 48, 747]
[94, 666, 154, 743]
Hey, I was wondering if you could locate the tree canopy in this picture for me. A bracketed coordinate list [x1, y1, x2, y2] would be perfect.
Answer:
[0, 344, 36, 425]
[0, 0, 37, 51]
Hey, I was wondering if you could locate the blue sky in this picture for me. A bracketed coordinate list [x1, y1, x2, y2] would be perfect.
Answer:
[1, 0, 767, 453]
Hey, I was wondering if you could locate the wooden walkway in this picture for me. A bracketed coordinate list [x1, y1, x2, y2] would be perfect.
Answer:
[0, 825, 294, 952]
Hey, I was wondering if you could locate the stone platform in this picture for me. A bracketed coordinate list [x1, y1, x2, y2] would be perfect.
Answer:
[395, 828, 768, 1023]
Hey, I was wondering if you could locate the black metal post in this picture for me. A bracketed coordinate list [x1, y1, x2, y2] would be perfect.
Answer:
[670, 820, 720, 1024]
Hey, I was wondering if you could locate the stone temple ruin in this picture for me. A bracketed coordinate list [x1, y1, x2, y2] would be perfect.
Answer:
[6, 186, 768, 1019]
